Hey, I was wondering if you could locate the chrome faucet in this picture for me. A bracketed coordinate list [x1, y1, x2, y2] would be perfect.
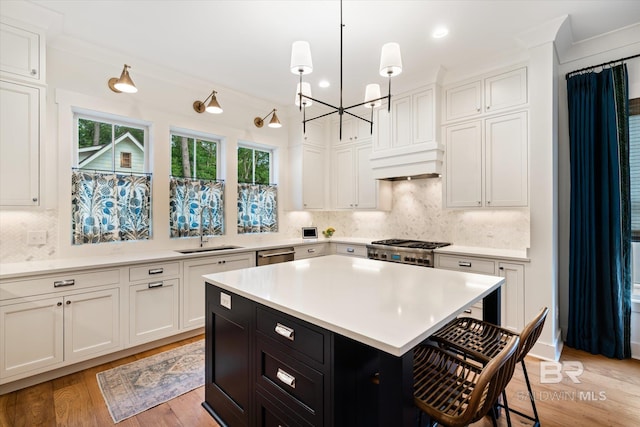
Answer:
[199, 207, 209, 248]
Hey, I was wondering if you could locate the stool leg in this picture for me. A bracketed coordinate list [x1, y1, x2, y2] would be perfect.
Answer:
[521, 360, 540, 426]
[502, 390, 513, 427]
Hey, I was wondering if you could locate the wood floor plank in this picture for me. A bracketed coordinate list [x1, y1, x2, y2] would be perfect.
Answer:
[1, 335, 638, 426]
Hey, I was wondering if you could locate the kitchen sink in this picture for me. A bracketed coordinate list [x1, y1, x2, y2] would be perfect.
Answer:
[176, 245, 243, 254]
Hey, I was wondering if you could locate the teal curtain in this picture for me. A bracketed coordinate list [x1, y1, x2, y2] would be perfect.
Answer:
[566, 65, 631, 359]
[71, 170, 152, 244]
[169, 177, 224, 238]
[237, 183, 278, 234]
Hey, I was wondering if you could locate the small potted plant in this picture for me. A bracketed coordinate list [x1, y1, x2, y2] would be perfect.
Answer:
[322, 227, 335, 238]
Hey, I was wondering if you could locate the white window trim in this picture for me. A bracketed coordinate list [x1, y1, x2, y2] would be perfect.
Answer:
[237, 140, 276, 184]
[170, 127, 223, 180]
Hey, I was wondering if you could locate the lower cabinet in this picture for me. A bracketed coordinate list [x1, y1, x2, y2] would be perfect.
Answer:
[182, 253, 254, 330]
[435, 253, 525, 332]
[0, 287, 120, 381]
[294, 243, 328, 260]
[334, 243, 367, 258]
[129, 279, 179, 345]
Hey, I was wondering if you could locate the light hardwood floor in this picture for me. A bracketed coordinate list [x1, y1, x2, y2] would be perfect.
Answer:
[1, 336, 639, 426]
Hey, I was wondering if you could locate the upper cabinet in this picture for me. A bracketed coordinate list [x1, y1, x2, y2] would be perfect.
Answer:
[370, 84, 444, 179]
[288, 120, 328, 211]
[444, 67, 527, 122]
[0, 20, 46, 208]
[331, 115, 372, 145]
[0, 22, 45, 84]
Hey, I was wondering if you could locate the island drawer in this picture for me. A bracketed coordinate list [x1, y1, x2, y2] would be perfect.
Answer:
[257, 307, 325, 364]
[436, 255, 496, 275]
[256, 388, 313, 427]
[129, 262, 180, 282]
[294, 244, 327, 260]
[256, 336, 324, 426]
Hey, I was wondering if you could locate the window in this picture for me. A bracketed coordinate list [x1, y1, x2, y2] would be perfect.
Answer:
[72, 114, 151, 244]
[169, 131, 224, 238]
[237, 143, 278, 234]
[631, 98, 640, 296]
[120, 152, 132, 168]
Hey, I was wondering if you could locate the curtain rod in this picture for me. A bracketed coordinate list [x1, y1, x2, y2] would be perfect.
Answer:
[565, 53, 640, 80]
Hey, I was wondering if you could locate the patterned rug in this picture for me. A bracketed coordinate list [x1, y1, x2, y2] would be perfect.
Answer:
[96, 340, 205, 423]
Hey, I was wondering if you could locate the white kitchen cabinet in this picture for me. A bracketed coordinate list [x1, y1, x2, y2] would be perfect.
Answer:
[434, 253, 525, 332]
[182, 252, 254, 329]
[0, 80, 42, 206]
[0, 286, 120, 382]
[129, 278, 179, 345]
[444, 67, 527, 122]
[128, 261, 181, 345]
[331, 115, 372, 145]
[332, 142, 390, 210]
[288, 121, 328, 211]
[0, 21, 45, 83]
[294, 243, 328, 260]
[335, 243, 367, 258]
[444, 111, 528, 208]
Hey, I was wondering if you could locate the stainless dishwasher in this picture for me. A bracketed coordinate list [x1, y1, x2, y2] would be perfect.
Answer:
[256, 247, 295, 266]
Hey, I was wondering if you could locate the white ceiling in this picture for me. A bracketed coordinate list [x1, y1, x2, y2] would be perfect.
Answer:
[16, 0, 640, 110]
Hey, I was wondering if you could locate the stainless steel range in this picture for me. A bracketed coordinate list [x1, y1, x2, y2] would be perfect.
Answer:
[366, 239, 451, 267]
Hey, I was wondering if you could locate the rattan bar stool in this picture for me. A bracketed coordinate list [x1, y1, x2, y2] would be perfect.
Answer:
[430, 307, 549, 427]
[413, 335, 519, 427]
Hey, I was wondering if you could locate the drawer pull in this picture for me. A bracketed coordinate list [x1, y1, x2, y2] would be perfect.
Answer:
[54, 279, 75, 288]
[307, 248, 316, 253]
[276, 368, 296, 389]
[148, 281, 164, 288]
[346, 247, 355, 253]
[148, 268, 164, 275]
[275, 323, 295, 341]
[458, 261, 472, 268]
[464, 309, 472, 314]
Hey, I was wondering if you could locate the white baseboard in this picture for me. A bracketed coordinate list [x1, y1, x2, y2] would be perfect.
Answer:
[529, 328, 563, 361]
[632, 340, 640, 360]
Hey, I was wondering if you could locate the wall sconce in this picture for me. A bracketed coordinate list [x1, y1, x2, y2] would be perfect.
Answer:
[108, 64, 138, 93]
[254, 109, 282, 128]
[193, 90, 223, 114]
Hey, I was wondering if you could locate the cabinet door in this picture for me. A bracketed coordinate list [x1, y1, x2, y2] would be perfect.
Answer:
[485, 112, 528, 207]
[373, 107, 390, 151]
[331, 117, 356, 144]
[129, 279, 179, 345]
[0, 297, 63, 380]
[182, 254, 253, 329]
[412, 87, 435, 144]
[0, 23, 41, 81]
[0, 80, 40, 206]
[355, 143, 377, 209]
[390, 94, 411, 148]
[498, 262, 525, 333]
[484, 67, 527, 113]
[445, 121, 483, 207]
[302, 121, 324, 146]
[302, 145, 325, 209]
[445, 80, 482, 121]
[355, 116, 372, 142]
[334, 146, 355, 209]
[64, 288, 120, 362]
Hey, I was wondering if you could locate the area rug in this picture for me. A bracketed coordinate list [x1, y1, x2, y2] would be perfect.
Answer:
[96, 340, 205, 423]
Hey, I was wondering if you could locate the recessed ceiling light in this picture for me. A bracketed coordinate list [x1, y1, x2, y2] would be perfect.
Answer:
[432, 26, 449, 39]
[318, 80, 330, 88]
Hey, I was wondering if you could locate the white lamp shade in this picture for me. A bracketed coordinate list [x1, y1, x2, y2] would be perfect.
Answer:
[295, 82, 313, 107]
[364, 84, 382, 108]
[290, 41, 313, 75]
[379, 42, 403, 77]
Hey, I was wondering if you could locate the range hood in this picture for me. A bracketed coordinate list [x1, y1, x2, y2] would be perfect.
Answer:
[369, 141, 444, 181]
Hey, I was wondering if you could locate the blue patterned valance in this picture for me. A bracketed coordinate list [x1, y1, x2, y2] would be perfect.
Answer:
[170, 177, 224, 238]
[237, 183, 278, 234]
[71, 170, 152, 244]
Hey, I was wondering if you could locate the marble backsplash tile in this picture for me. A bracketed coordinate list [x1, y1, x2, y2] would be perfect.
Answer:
[0, 209, 59, 263]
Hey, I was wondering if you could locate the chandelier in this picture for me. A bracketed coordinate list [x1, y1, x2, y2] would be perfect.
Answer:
[290, 0, 402, 139]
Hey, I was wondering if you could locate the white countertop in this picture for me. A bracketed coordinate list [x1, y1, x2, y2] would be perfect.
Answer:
[436, 245, 530, 262]
[203, 255, 504, 357]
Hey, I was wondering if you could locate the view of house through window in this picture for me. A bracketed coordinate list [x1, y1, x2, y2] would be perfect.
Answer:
[237, 144, 277, 234]
[73, 114, 151, 244]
